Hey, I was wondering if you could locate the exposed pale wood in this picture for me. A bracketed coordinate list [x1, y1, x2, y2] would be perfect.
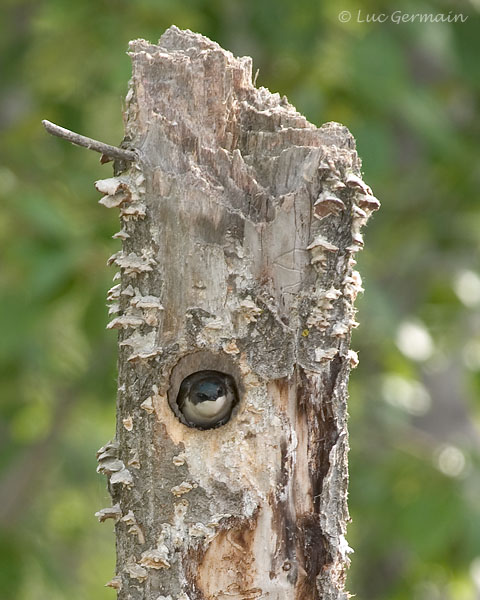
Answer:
[95, 26, 379, 600]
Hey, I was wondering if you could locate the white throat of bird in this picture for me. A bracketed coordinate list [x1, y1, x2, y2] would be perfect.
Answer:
[194, 395, 227, 417]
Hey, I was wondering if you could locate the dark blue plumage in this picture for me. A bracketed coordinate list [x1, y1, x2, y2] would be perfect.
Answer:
[177, 370, 237, 429]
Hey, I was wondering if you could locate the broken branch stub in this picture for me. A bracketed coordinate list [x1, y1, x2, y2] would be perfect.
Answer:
[95, 26, 379, 600]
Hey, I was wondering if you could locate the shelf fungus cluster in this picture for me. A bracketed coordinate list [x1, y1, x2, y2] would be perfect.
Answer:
[304, 164, 380, 367]
[93, 27, 379, 600]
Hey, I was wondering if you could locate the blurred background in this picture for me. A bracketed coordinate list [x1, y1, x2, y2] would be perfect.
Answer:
[1, 0, 479, 598]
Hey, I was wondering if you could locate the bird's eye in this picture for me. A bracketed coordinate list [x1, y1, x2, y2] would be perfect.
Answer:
[217, 388, 222, 395]
[197, 392, 208, 400]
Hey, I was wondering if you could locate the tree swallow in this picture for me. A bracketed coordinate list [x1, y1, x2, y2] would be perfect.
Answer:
[176, 370, 238, 429]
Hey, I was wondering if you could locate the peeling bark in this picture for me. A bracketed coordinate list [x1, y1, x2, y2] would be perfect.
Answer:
[95, 26, 379, 600]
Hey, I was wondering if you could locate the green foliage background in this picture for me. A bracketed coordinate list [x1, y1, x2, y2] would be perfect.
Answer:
[1, 0, 479, 598]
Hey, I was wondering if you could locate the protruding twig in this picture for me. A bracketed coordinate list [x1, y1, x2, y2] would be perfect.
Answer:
[42, 120, 137, 163]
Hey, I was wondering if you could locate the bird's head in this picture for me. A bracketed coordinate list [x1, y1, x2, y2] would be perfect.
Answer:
[176, 370, 238, 429]
[192, 379, 225, 404]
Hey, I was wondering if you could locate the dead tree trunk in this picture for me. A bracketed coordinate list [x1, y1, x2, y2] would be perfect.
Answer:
[94, 26, 379, 600]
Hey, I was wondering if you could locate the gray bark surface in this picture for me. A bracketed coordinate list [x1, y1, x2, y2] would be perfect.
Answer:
[95, 26, 379, 600]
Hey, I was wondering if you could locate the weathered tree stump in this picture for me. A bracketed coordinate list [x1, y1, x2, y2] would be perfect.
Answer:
[94, 25, 379, 600]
